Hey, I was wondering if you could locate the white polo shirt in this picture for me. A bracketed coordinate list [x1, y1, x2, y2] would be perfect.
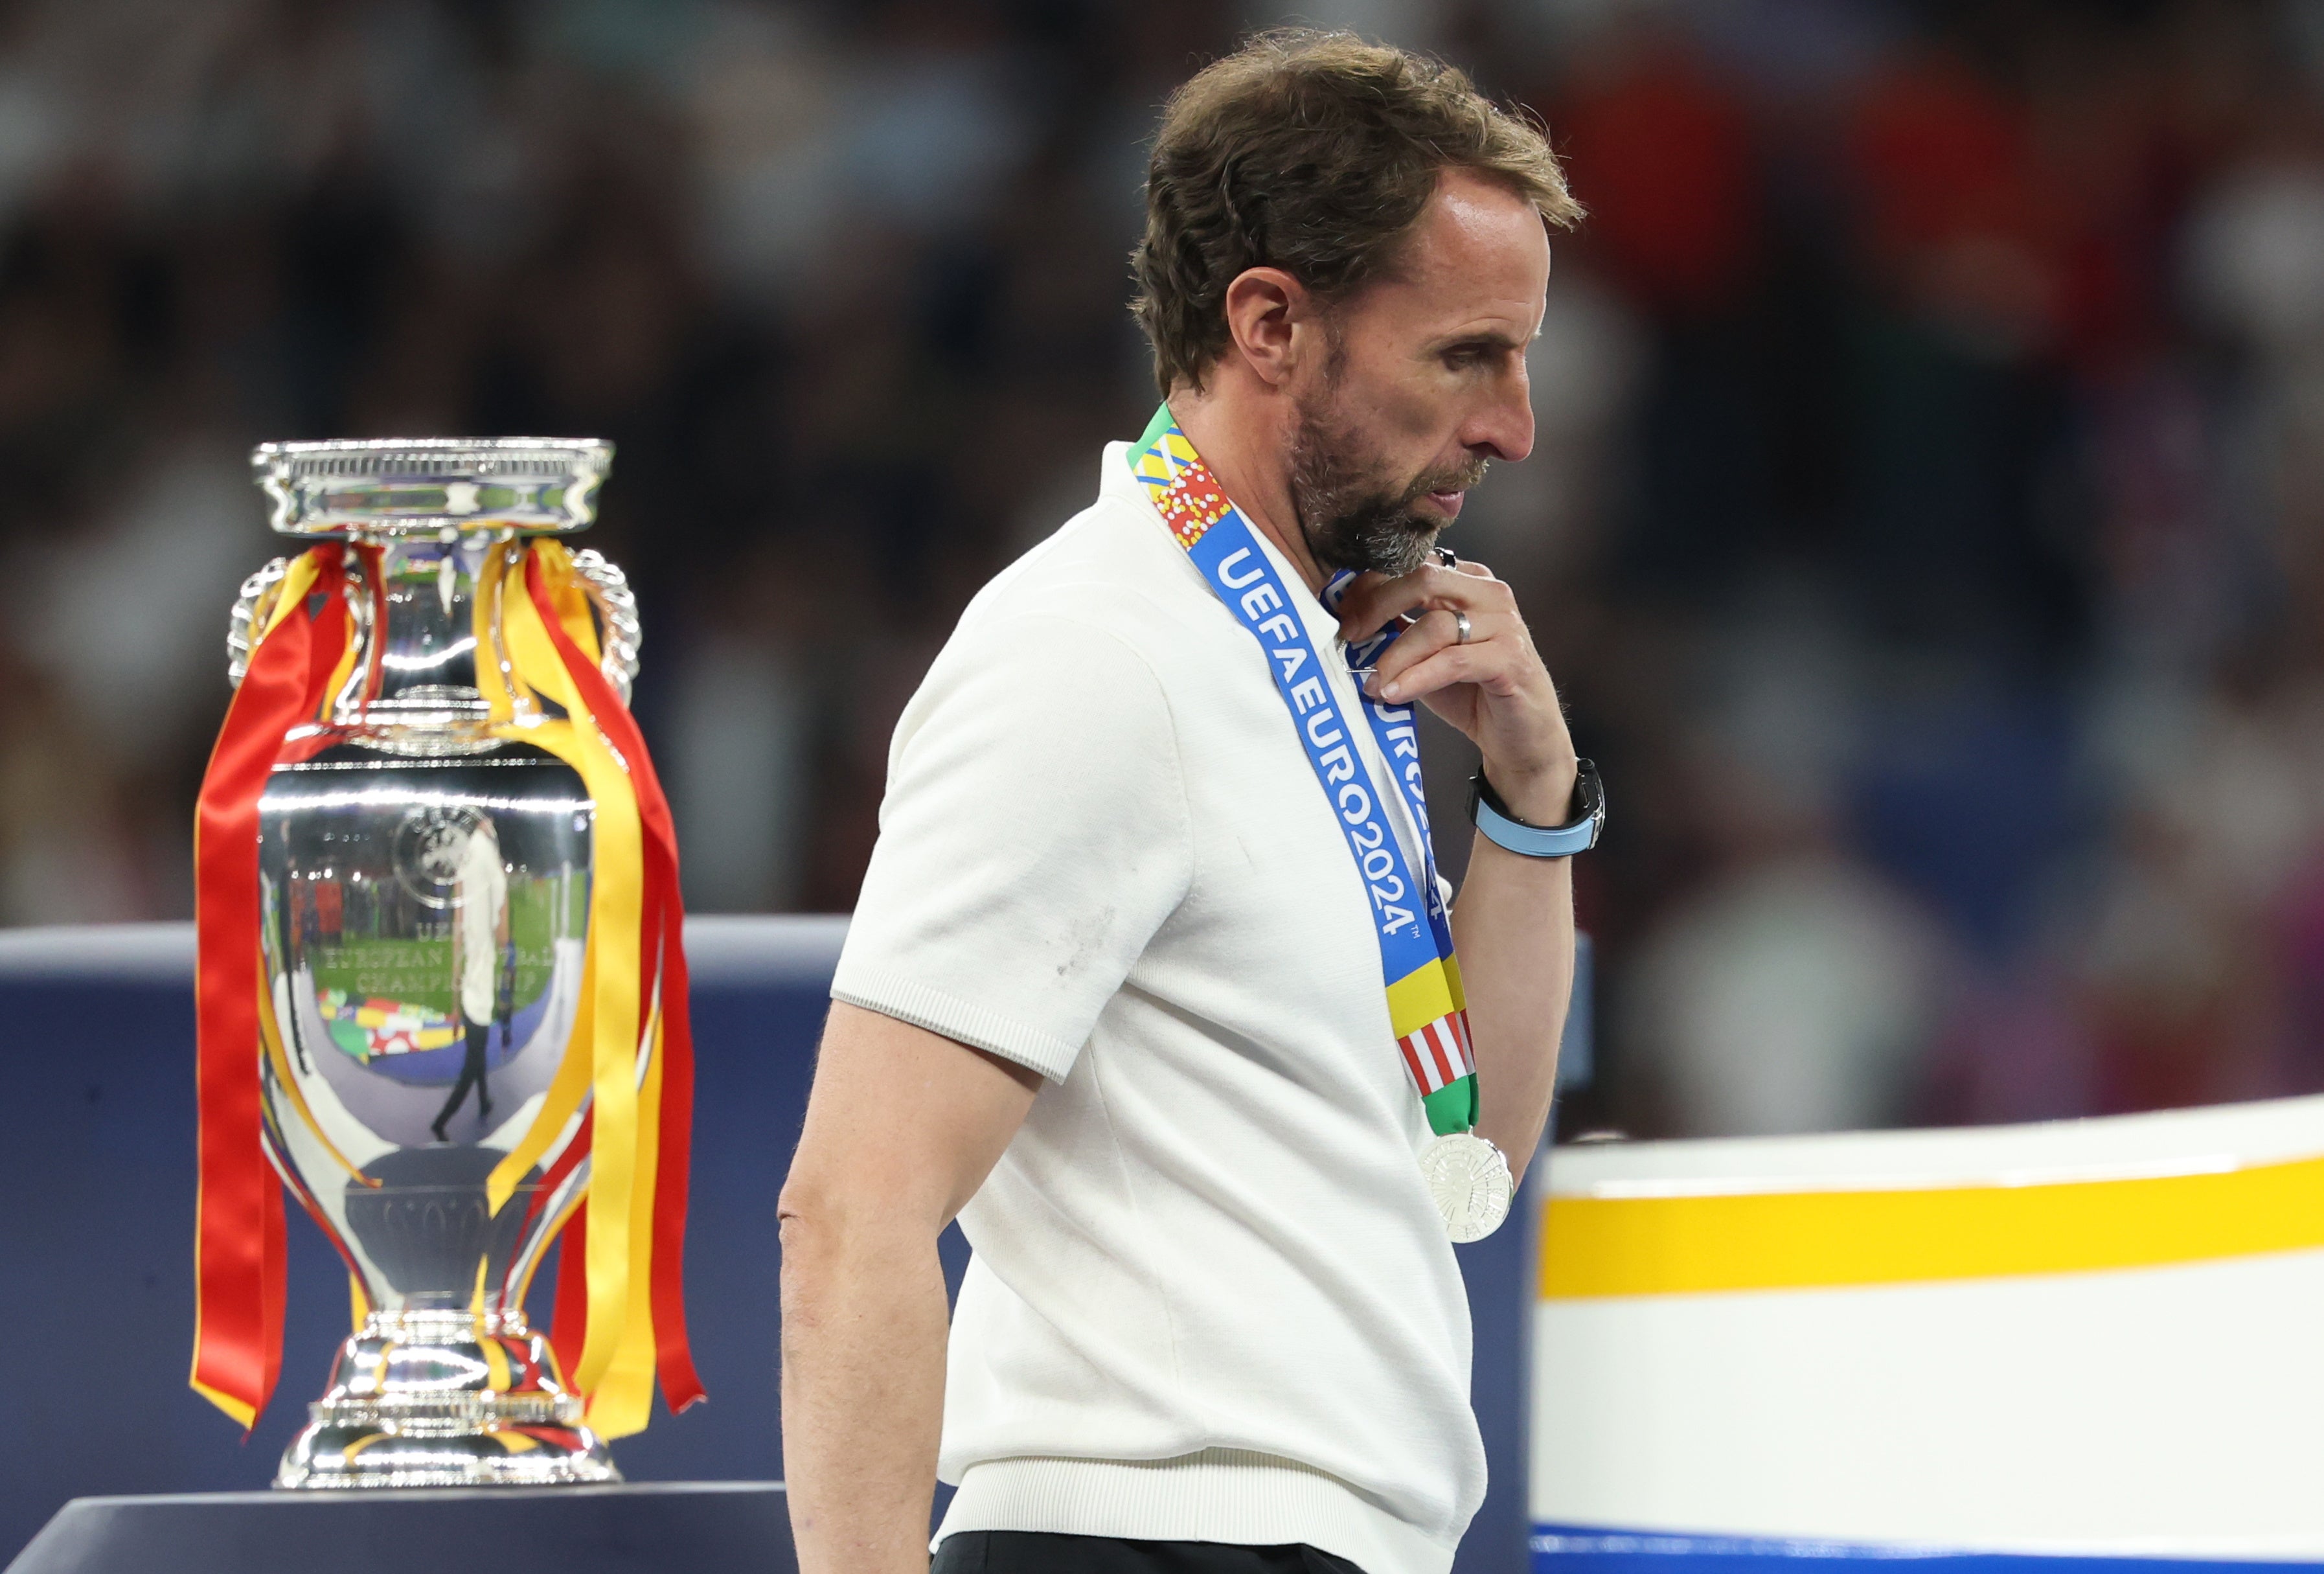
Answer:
[830, 441, 1483, 1574]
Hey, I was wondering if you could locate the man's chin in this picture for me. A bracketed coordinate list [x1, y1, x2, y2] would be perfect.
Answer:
[1379, 540, 1437, 577]
[1319, 527, 1440, 579]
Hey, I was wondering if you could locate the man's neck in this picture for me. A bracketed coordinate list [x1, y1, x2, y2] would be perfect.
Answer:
[1168, 387, 1329, 599]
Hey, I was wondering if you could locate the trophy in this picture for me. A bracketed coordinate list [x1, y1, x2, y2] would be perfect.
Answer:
[191, 439, 703, 1487]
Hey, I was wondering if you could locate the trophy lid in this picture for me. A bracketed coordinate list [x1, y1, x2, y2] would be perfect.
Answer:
[250, 437, 614, 538]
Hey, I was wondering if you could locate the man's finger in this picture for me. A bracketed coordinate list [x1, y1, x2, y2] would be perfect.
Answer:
[1335, 567, 1448, 638]
[1367, 610, 1526, 699]
[1337, 562, 1505, 641]
[1365, 607, 1472, 692]
[1374, 642, 1515, 704]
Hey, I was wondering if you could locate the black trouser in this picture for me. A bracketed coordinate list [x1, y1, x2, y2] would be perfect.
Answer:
[931, 1531, 1365, 1573]
[431, 1023, 494, 1139]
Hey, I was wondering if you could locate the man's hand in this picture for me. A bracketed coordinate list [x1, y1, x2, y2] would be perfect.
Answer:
[780, 1005, 1042, 1574]
[1337, 554, 1578, 1175]
[1336, 556, 1577, 824]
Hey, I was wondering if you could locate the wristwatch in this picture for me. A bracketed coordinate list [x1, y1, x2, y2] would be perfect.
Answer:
[1468, 758, 1604, 858]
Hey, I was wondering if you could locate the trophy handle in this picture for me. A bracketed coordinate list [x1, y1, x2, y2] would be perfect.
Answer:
[567, 548, 641, 705]
[225, 556, 293, 690]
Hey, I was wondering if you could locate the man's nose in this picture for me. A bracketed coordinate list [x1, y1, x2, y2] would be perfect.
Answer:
[1464, 378, 1535, 466]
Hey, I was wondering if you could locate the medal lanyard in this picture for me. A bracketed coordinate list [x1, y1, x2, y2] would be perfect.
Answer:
[1132, 406, 1479, 1137]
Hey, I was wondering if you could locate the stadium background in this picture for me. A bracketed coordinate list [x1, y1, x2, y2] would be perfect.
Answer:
[2, 0, 2319, 1145]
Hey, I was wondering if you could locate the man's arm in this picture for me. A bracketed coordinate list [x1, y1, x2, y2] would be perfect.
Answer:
[1339, 556, 1578, 1184]
[779, 1001, 1042, 1574]
[1448, 825, 1574, 1178]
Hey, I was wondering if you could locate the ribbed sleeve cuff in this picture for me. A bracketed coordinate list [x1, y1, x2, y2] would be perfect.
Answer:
[830, 964, 1084, 1082]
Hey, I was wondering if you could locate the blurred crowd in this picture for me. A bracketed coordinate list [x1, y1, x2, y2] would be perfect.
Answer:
[4, 0, 2323, 1137]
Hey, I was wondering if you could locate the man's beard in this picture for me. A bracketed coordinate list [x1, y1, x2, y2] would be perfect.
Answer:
[1288, 399, 1489, 578]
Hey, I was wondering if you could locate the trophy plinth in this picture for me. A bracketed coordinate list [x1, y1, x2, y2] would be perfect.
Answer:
[277, 1309, 615, 1488]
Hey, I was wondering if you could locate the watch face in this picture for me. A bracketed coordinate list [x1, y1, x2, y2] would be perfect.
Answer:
[1572, 758, 1605, 846]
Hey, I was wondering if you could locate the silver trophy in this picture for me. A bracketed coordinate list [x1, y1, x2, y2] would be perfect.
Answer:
[237, 439, 639, 1488]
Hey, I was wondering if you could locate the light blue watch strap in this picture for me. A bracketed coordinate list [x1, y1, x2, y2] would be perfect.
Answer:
[1472, 787, 1598, 858]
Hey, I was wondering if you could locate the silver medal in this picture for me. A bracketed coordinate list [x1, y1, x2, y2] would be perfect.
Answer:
[1419, 1132, 1513, 1242]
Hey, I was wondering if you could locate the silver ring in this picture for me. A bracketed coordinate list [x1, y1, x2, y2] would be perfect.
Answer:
[1435, 546, 1458, 570]
[1452, 609, 1472, 645]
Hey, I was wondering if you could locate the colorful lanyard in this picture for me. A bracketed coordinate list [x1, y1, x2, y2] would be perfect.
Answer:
[1131, 406, 1478, 1136]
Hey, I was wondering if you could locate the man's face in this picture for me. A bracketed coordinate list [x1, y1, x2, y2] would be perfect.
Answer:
[1288, 168, 1551, 578]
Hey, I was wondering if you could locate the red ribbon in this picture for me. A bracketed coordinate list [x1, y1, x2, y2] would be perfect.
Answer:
[532, 1102, 593, 1377]
[552, 1202, 589, 1379]
[526, 553, 705, 1415]
[192, 547, 347, 1428]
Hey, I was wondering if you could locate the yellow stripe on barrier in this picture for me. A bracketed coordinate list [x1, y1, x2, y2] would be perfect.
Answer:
[1540, 1150, 2324, 1299]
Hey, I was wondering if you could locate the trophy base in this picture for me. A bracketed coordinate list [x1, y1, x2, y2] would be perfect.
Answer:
[276, 1309, 621, 1490]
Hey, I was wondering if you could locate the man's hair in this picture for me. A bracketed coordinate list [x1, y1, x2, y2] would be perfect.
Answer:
[1132, 30, 1581, 397]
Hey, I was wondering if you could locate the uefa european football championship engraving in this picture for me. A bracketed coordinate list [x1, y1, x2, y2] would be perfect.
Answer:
[192, 439, 702, 1488]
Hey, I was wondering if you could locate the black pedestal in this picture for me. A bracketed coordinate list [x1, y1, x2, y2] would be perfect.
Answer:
[3, 1482, 793, 1574]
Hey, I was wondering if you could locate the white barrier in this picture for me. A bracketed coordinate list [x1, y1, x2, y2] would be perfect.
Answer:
[1532, 1096, 2324, 1564]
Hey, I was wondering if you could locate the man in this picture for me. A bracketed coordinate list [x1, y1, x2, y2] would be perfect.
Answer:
[780, 30, 1593, 1574]
[435, 814, 507, 1142]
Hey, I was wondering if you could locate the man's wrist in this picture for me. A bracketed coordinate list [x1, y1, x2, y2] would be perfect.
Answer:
[1478, 753, 1579, 825]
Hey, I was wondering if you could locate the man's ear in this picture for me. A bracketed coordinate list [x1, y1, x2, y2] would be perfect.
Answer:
[1221, 267, 1316, 389]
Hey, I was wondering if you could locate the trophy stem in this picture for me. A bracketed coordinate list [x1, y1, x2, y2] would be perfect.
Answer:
[275, 1307, 619, 1489]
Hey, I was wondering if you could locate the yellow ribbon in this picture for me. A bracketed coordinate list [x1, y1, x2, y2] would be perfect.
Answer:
[469, 537, 661, 1436]
[475, 540, 599, 1214]
[256, 552, 323, 642]
[591, 999, 665, 1434]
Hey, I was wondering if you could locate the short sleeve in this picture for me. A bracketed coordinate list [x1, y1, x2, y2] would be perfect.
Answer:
[830, 611, 1193, 1080]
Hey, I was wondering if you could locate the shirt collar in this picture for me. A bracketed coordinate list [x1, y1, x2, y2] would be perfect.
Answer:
[1104, 438, 1346, 652]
